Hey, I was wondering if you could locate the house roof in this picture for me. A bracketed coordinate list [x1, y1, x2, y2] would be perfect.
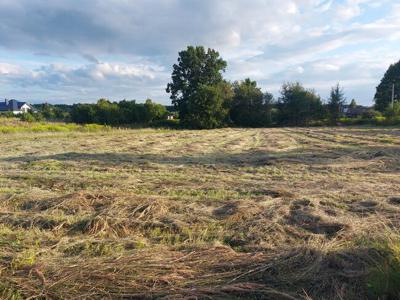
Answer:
[343, 105, 370, 115]
[0, 99, 31, 112]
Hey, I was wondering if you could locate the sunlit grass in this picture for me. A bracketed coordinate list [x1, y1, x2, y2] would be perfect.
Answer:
[0, 125, 399, 299]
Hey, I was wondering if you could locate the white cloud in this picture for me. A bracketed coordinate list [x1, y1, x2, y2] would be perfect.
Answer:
[296, 66, 305, 74]
[337, 4, 362, 20]
[286, 2, 298, 14]
[0, 63, 22, 75]
[313, 63, 340, 72]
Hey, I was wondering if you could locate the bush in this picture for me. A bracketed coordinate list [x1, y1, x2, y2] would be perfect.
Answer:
[151, 119, 181, 129]
[19, 112, 44, 123]
[362, 109, 382, 119]
[0, 112, 15, 118]
[308, 119, 330, 127]
[337, 115, 400, 126]
[373, 116, 387, 126]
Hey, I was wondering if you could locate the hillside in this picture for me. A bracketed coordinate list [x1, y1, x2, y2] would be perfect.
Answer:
[0, 122, 399, 299]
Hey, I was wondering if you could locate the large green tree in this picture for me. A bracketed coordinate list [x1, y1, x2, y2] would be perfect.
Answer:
[166, 46, 228, 128]
[278, 82, 324, 126]
[185, 81, 233, 129]
[230, 78, 274, 127]
[327, 83, 346, 123]
[375, 60, 400, 112]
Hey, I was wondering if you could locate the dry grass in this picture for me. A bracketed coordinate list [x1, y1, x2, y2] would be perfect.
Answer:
[0, 121, 400, 299]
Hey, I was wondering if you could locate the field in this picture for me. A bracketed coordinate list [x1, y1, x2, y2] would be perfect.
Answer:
[1, 121, 400, 299]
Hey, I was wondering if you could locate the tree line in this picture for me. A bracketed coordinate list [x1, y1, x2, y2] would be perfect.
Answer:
[166, 46, 399, 129]
[18, 46, 400, 128]
[30, 99, 170, 126]
[70, 99, 168, 125]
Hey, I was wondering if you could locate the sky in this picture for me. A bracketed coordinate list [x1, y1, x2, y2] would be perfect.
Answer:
[0, 0, 399, 105]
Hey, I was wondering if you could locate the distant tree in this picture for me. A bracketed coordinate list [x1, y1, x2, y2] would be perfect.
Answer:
[263, 91, 275, 125]
[54, 105, 72, 120]
[349, 99, 357, 108]
[34, 103, 71, 121]
[39, 103, 57, 119]
[119, 100, 141, 123]
[327, 84, 346, 123]
[144, 99, 168, 123]
[185, 81, 233, 129]
[375, 60, 400, 112]
[277, 82, 324, 126]
[230, 78, 274, 127]
[166, 46, 227, 128]
[71, 99, 169, 126]
[95, 99, 120, 125]
[71, 104, 97, 124]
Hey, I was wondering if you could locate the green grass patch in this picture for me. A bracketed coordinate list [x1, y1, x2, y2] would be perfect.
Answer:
[0, 282, 23, 300]
[0, 118, 109, 134]
[367, 236, 400, 299]
[63, 240, 125, 257]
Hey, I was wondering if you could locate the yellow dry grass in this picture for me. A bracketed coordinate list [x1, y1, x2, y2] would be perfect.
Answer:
[0, 123, 399, 299]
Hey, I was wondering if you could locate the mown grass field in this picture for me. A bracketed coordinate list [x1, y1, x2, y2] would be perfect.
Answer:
[1, 120, 400, 299]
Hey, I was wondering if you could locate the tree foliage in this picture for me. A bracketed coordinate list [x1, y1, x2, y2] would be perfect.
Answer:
[96, 99, 120, 125]
[385, 102, 400, 119]
[71, 99, 167, 125]
[328, 84, 346, 123]
[33, 103, 71, 120]
[375, 60, 400, 112]
[185, 81, 233, 129]
[144, 99, 168, 123]
[71, 103, 97, 124]
[230, 78, 274, 127]
[277, 83, 324, 126]
[166, 46, 227, 128]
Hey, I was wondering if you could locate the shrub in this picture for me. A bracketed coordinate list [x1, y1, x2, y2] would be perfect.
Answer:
[362, 109, 382, 119]
[152, 119, 181, 129]
[19, 113, 36, 123]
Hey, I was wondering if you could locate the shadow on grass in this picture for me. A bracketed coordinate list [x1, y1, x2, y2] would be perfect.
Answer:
[1, 144, 399, 168]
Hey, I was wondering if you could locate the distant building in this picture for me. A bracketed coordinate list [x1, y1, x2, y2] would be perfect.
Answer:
[341, 105, 370, 118]
[0, 99, 34, 114]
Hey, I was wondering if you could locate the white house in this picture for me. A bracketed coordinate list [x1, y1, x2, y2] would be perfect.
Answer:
[0, 99, 34, 114]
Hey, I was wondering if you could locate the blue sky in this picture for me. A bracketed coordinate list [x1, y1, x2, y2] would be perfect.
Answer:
[0, 0, 399, 105]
